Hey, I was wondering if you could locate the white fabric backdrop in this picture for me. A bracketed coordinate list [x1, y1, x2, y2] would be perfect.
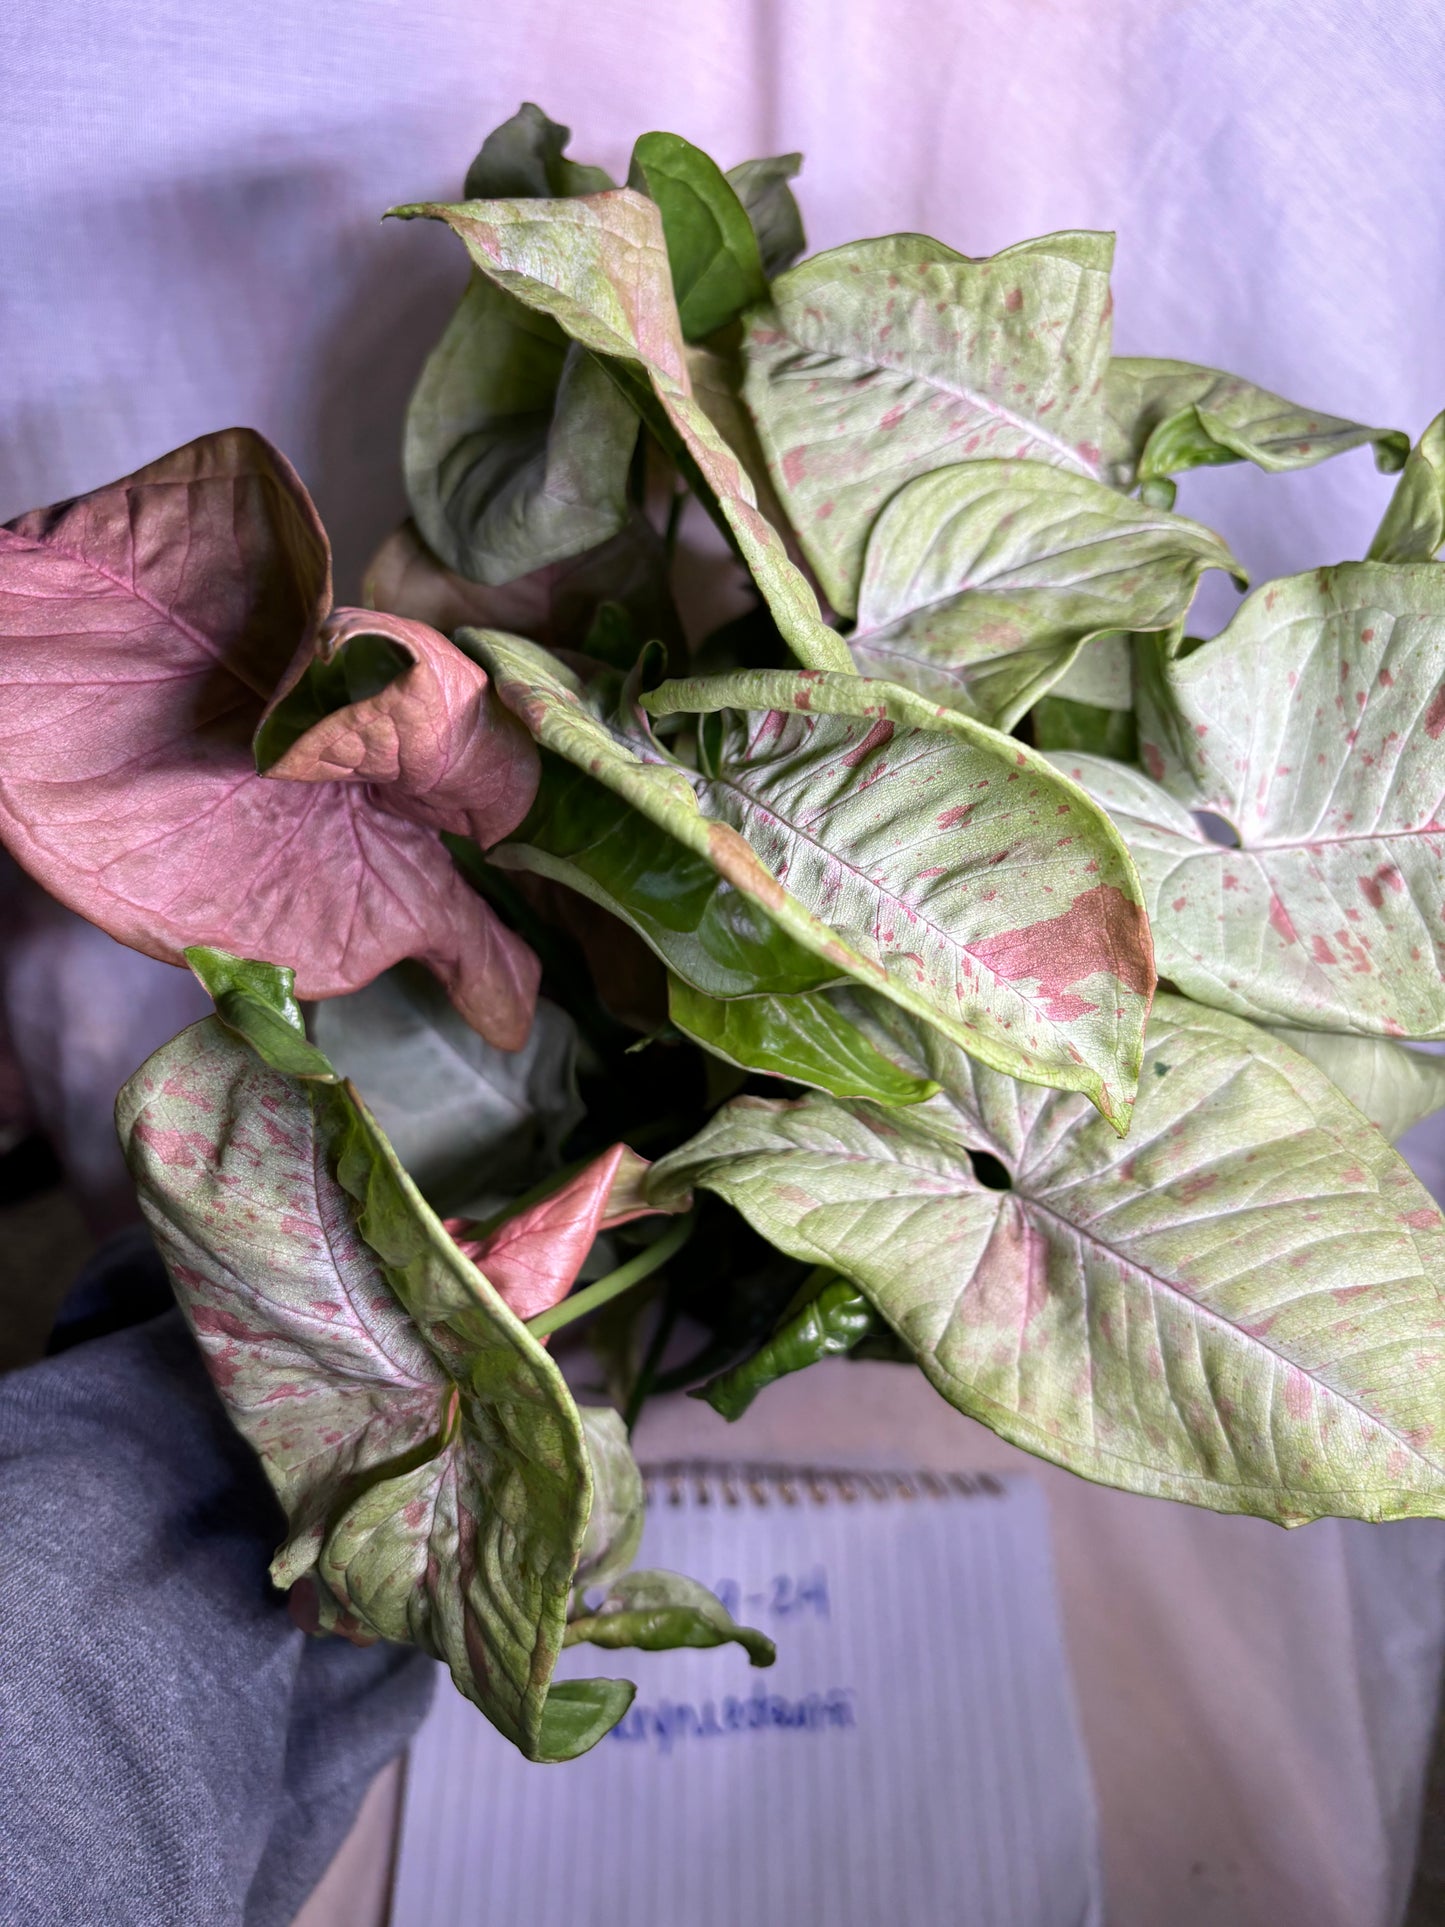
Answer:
[3, 5, 1445, 1922]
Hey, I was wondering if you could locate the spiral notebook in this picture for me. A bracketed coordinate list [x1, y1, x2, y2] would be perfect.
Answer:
[389, 1465, 1102, 1927]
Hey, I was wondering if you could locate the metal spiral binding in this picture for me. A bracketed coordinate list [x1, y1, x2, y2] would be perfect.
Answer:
[638, 1463, 1006, 1507]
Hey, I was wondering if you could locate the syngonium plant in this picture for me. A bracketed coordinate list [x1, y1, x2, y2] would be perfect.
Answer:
[3, 102, 1445, 1759]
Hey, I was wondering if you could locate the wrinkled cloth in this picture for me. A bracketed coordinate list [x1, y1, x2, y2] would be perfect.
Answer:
[0, 1237, 435, 1927]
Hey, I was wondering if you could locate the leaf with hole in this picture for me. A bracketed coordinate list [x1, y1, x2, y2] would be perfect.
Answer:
[1060, 564, 1445, 1036]
[650, 992, 1445, 1523]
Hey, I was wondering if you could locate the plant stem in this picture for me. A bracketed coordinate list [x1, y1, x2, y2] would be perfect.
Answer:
[527, 1212, 695, 1340]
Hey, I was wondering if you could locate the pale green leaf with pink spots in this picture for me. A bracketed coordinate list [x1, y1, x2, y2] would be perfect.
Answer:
[741, 230, 1115, 616]
[1058, 565, 1445, 1036]
[116, 1015, 630, 1761]
[1101, 358, 1408, 500]
[649, 992, 1445, 1524]
[845, 458, 1242, 727]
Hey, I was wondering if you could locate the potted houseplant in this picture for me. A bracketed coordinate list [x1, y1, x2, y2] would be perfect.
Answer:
[2, 104, 1443, 1762]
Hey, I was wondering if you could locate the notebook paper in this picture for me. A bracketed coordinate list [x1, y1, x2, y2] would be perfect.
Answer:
[390, 1466, 1102, 1927]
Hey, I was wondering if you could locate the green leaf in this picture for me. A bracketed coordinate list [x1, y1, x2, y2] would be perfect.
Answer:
[1101, 357, 1408, 493]
[742, 230, 1115, 615]
[1030, 695, 1138, 761]
[725, 153, 806, 277]
[845, 459, 1242, 727]
[1369, 410, 1445, 563]
[628, 132, 768, 341]
[117, 1016, 620, 1759]
[536, 1678, 638, 1762]
[1264, 1028, 1445, 1141]
[566, 1569, 777, 1666]
[668, 978, 941, 1105]
[184, 946, 338, 1082]
[695, 1271, 876, 1419]
[650, 992, 1445, 1524]
[390, 190, 853, 674]
[1061, 563, 1445, 1037]
[252, 629, 411, 770]
[642, 665, 1154, 1129]
[310, 964, 583, 1220]
[403, 278, 638, 585]
[464, 103, 614, 200]
[498, 754, 836, 999]
[575, 1405, 646, 1593]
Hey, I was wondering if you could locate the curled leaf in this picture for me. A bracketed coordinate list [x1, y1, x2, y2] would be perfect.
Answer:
[695, 1270, 876, 1420]
[184, 946, 337, 1083]
[566, 1569, 776, 1666]
[0, 429, 539, 1048]
[1368, 410, 1445, 563]
[117, 1014, 624, 1758]
[1102, 357, 1408, 493]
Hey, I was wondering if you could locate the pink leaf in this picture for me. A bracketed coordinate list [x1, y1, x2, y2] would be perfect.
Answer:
[0, 428, 540, 1048]
[449, 1143, 667, 1323]
[261, 608, 539, 846]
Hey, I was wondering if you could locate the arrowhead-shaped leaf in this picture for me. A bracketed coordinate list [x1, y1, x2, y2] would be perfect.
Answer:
[566, 1569, 776, 1666]
[628, 131, 768, 341]
[117, 1014, 629, 1758]
[725, 153, 806, 278]
[1264, 1028, 1445, 1142]
[650, 993, 1445, 1524]
[646, 666, 1154, 1127]
[1102, 357, 1408, 497]
[1369, 410, 1445, 563]
[1062, 564, 1445, 1036]
[846, 459, 1242, 726]
[742, 230, 1115, 615]
[390, 190, 853, 674]
[0, 429, 539, 1048]
[310, 965, 583, 1220]
[667, 978, 941, 1106]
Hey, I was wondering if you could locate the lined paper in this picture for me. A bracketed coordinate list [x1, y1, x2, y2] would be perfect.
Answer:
[390, 1466, 1102, 1927]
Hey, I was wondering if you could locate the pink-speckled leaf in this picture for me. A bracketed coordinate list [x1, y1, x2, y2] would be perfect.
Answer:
[642, 667, 1154, 1130]
[1059, 564, 1445, 1037]
[650, 992, 1445, 1524]
[390, 190, 853, 674]
[741, 231, 1115, 617]
[117, 1014, 630, 1760]
[448, 1142, 667, 1321]
[0, 429, 539, 1049]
